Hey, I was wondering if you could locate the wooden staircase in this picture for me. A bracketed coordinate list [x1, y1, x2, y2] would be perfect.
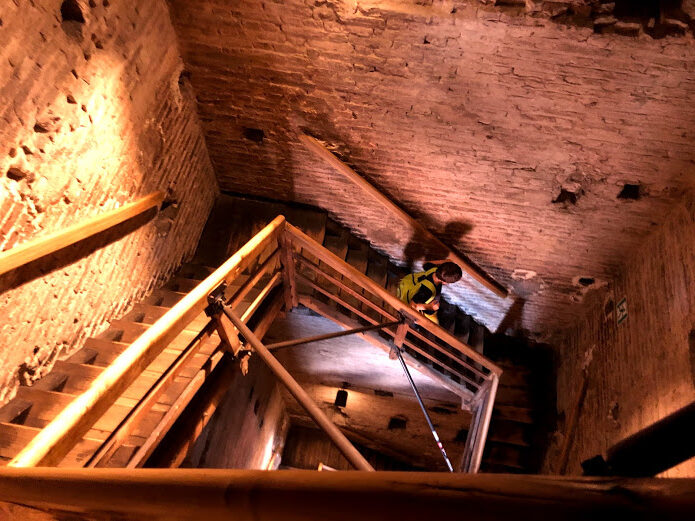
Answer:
[0, 231, 285, 468]
[0, 194, 547, 473]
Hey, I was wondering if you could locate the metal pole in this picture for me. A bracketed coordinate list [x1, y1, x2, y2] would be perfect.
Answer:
[218, 301, 375, 471]
[266, 320, 401, 351]
[394, 347, 454, 472]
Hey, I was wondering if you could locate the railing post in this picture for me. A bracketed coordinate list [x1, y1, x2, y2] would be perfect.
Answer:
[278, 229, 298, 311]
[468, 374, 499, 473]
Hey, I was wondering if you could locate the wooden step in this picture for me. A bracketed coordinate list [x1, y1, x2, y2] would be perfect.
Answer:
[0, 422, 102, 467]
[142, 289, 188, 308]
[122, 304, 210, 331]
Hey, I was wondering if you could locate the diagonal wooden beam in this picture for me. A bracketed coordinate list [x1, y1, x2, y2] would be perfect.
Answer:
[299, 133, 508, 298]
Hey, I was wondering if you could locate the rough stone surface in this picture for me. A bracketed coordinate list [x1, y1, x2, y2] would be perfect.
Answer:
[169, 0, 695, 337]
[545, 191, 695, 477]
[0, 0, 218, 402]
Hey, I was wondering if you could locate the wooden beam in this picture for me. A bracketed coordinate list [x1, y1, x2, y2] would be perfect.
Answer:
[8, 216, 286, 467]
[278, 231, 299, 310]
[298, 134, 508, 298]
[220, 304, 374, 472]
[266, 320, 401, 351]
[0, 468, 693, 520]
[0, 191, 165, 277]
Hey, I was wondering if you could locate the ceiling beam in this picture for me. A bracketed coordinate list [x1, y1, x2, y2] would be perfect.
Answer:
[299, 133, 508, 298]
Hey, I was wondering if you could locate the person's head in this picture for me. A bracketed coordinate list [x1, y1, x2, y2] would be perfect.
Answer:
[435, 262, 463, 284]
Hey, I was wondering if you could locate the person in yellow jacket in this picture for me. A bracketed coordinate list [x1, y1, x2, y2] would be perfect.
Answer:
[397, 260, 463, 325]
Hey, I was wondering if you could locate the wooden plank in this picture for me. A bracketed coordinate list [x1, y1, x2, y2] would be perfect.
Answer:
[8, 217, 286, 467]
[0, 191, 164, 277]
[278, 233, 298, 311]
[299, 134, 508, 298]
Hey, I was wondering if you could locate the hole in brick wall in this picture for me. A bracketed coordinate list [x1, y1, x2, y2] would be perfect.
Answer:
[66, 94, 77, 104]
[242, 127, 264, 143]
[103, 0, 109, 6]
[552, 188, 581, 205]
[373, 389, 393, 397]
[33, 122, 49, 133]
[617, 183, 642, 200]
[132, 312, 145, 323]
[387, 416, 407, 430]
[429, 405, 457, 415]
[454, 429, 468, 442]
[6, 167, 29, 181]
[614, 0, 681, 19]
[178, 70, 191, 89]
[253, 398, 260, 415]
[334, 389, 348, 407]
[578, 277, 595, 287]
[153, 296, 164, 306]
[111, 330, 124, 342]
[89, 0, 97, 7]
[61, 0, 85, 23]
[689, 330, 695, 387]
[423, 36, 430, 44]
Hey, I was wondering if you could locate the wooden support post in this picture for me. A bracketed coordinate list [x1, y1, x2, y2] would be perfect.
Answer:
[468, 375, 499, 473]
[0, 191, 165, 276]
[298, 133, 508, 298]
[279, 230, 298, 311]
[214, 314, 242, 356]
[220, 304, 374, 471]
[393, 322, 408, 348]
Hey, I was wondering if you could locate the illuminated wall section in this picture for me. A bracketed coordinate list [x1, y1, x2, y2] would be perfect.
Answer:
[0, 0, 218, 402]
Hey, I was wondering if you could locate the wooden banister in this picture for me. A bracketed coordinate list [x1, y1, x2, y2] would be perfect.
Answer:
[0, 191, 165, 276]
[298, 133, 509, 299]
[8, 216, 286, 467]
[284, 223, 503, 376]
[0, 468, 692, 519]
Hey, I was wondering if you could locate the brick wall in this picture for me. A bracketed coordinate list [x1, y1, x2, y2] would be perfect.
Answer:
[0, 0, 218, 402]
[168, 0, 695, 336]
[546, 191, 695, 477]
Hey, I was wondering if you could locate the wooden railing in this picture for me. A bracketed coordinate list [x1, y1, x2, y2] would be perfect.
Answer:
[283, 223, 502, 473]
[9, 216, 286, 467]
[7, 216, 499, 473]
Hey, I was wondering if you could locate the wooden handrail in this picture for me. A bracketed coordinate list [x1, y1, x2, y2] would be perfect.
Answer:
[284, 223, 503, 376]
[8, 216, 286, 467]
[0, 191, 165, 277]
[0, 468, 692, 519]
[299, 134, 509, 298]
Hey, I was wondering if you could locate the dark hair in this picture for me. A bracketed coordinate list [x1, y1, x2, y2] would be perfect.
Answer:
[437, 262, 462, 283]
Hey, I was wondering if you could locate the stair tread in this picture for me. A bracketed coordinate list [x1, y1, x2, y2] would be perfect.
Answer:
[0, 422, 101, 467]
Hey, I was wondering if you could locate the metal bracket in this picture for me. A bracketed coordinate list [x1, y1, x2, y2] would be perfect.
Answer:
[204, 283, 228, 317]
